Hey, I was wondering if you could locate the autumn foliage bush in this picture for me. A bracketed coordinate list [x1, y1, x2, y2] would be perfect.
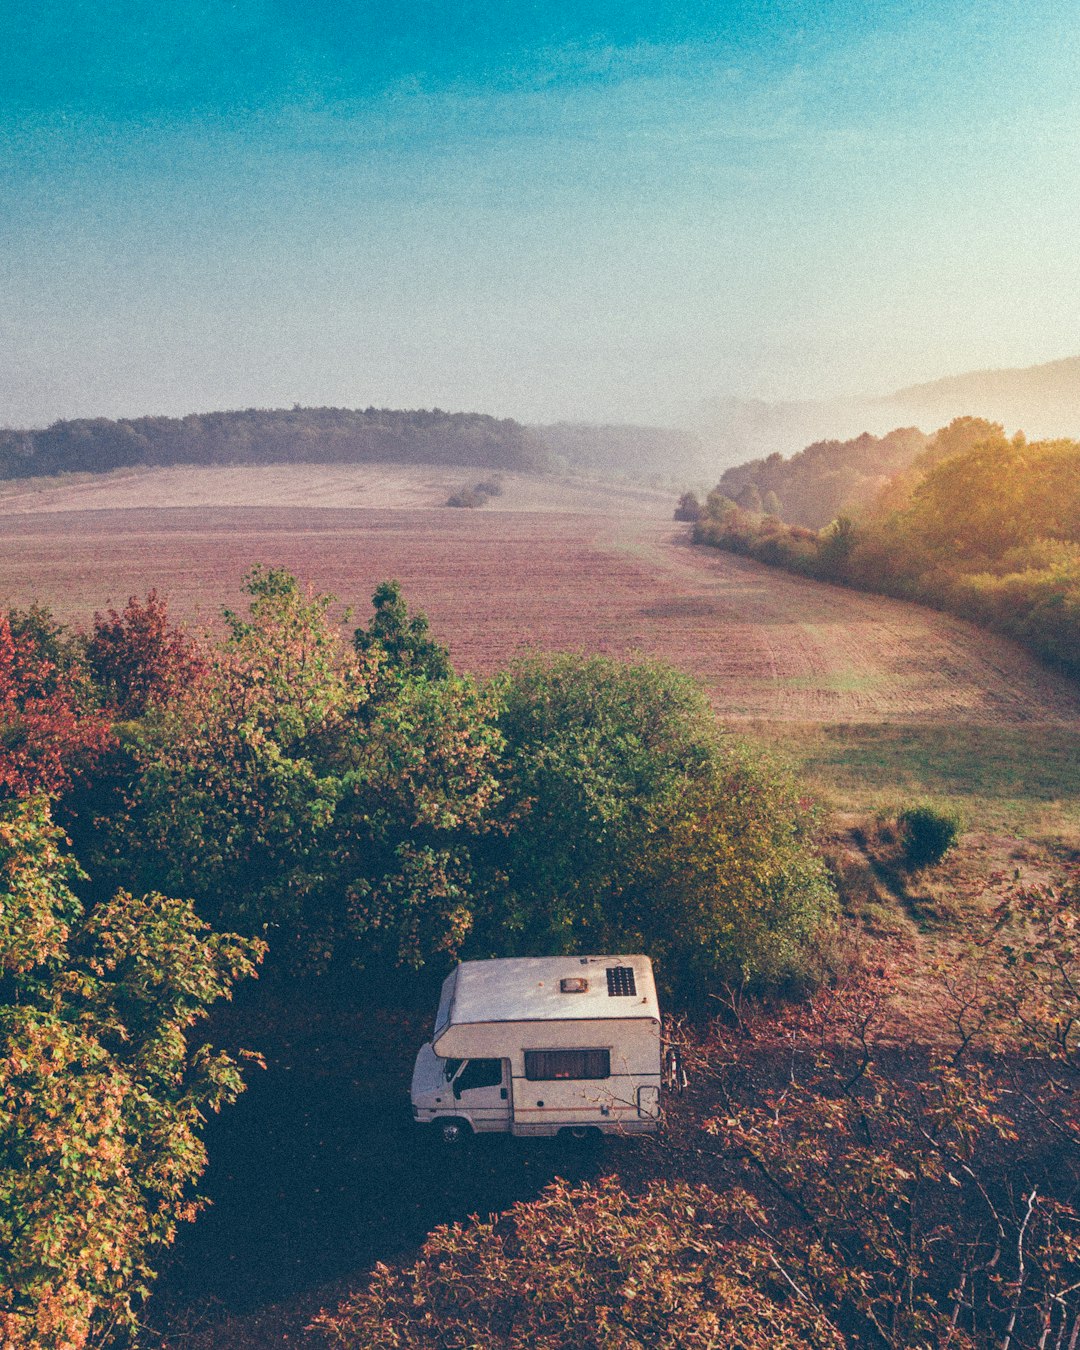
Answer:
[0, 797, 263, 1349]
[318, 1175, 848, 1349]
[704, 879, 1080, 1348]
[0, 611, 113, 801]
[84, 589, 204, 719]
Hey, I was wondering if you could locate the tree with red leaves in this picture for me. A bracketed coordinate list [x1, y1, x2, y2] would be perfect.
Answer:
[84, 590, 203, 719]
[0, 613, 113, 801]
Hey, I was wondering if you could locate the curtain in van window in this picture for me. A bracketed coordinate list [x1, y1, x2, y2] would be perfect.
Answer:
[523, 1049, 611, 1081]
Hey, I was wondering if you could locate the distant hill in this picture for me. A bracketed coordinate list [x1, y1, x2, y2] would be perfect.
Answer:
[693, 355, 1080, 468]
[0, 406, 552, 480]
[882, 355, 1080, 434]
[532, 422, 708, 480]
[691, 397, 869, 470]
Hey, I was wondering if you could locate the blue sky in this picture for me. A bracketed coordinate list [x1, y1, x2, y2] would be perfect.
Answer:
[2, 0, 1078, 426]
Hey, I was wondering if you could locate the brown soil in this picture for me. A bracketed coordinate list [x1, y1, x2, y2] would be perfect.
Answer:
[1, 468, 1077, 728]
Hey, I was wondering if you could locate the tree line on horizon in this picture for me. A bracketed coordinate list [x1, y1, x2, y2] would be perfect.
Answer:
[684, 416, 1080, 678]
[0, 406, 553, 480]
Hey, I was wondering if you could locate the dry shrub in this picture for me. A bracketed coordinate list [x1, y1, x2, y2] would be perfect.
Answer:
[317, 1176, 845, 1349]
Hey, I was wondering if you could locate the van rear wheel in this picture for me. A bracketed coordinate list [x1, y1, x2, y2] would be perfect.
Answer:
[562, 1126, 601, 1144]
[437, 1118, 470, 1146]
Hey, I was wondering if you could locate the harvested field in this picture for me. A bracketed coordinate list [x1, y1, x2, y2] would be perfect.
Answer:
[0, 462, 670, 517]
[1, 463, 1078, 728]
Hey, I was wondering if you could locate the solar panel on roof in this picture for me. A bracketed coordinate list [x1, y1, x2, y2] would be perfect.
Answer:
[606, 965, 637, 997]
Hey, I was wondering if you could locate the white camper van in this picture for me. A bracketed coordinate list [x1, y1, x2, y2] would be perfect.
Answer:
[410, 954, 662, 1144]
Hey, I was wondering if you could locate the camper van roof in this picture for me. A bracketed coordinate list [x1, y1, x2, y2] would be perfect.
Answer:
[444, 955, 660, 1026]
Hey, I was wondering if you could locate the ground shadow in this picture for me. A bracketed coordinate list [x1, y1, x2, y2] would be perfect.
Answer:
[150, 979, 615, 1329]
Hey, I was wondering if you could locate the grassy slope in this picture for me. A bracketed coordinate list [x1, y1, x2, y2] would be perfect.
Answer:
[745, 721, 1080, 844]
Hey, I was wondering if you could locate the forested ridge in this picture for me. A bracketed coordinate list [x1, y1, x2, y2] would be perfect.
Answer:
[0, 406, 551, 479]
[688, 417, 1080, 677]
[713, 425, 930, 529]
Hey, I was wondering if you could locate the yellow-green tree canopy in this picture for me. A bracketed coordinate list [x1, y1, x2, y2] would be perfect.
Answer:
[0, 797, 263, 1349]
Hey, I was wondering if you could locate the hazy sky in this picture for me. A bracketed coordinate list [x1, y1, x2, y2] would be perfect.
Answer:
[2, 0, 1079, 428]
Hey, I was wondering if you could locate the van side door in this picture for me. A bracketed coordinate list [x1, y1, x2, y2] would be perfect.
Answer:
[450, 1057, 511, 1132]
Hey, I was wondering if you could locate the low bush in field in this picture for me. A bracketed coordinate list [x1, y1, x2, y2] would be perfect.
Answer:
[897, 801, 963, 868]
[447, 478, 502, 507]
[446, 486, 484, 507]
[673, 490, 701, 521]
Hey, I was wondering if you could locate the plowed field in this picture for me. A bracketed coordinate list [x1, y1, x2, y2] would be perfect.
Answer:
[1, 463, 1077, 726]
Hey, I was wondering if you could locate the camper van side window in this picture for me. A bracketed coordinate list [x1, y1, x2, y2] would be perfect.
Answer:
[524, 1049, 611, 1081]
[455, 1058, 503, 1092]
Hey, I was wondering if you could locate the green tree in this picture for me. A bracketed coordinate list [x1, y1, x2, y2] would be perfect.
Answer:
[702, 488, 738, 521]
[817, 514, 857, 575]
[353, 579, 451, 685]
[673, 491, 702, 522]
[917, 415, 1005, 471]
[106, 569, 501, 971]
[0, 797, 263, 1349]
[473, 655, 834, 1002]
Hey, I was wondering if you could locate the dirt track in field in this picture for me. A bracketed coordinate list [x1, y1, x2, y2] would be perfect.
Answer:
[1, 464, 1078, 726]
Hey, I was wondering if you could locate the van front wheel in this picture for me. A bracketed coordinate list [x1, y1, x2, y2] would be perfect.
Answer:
[437, 1118, 470, 1146]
